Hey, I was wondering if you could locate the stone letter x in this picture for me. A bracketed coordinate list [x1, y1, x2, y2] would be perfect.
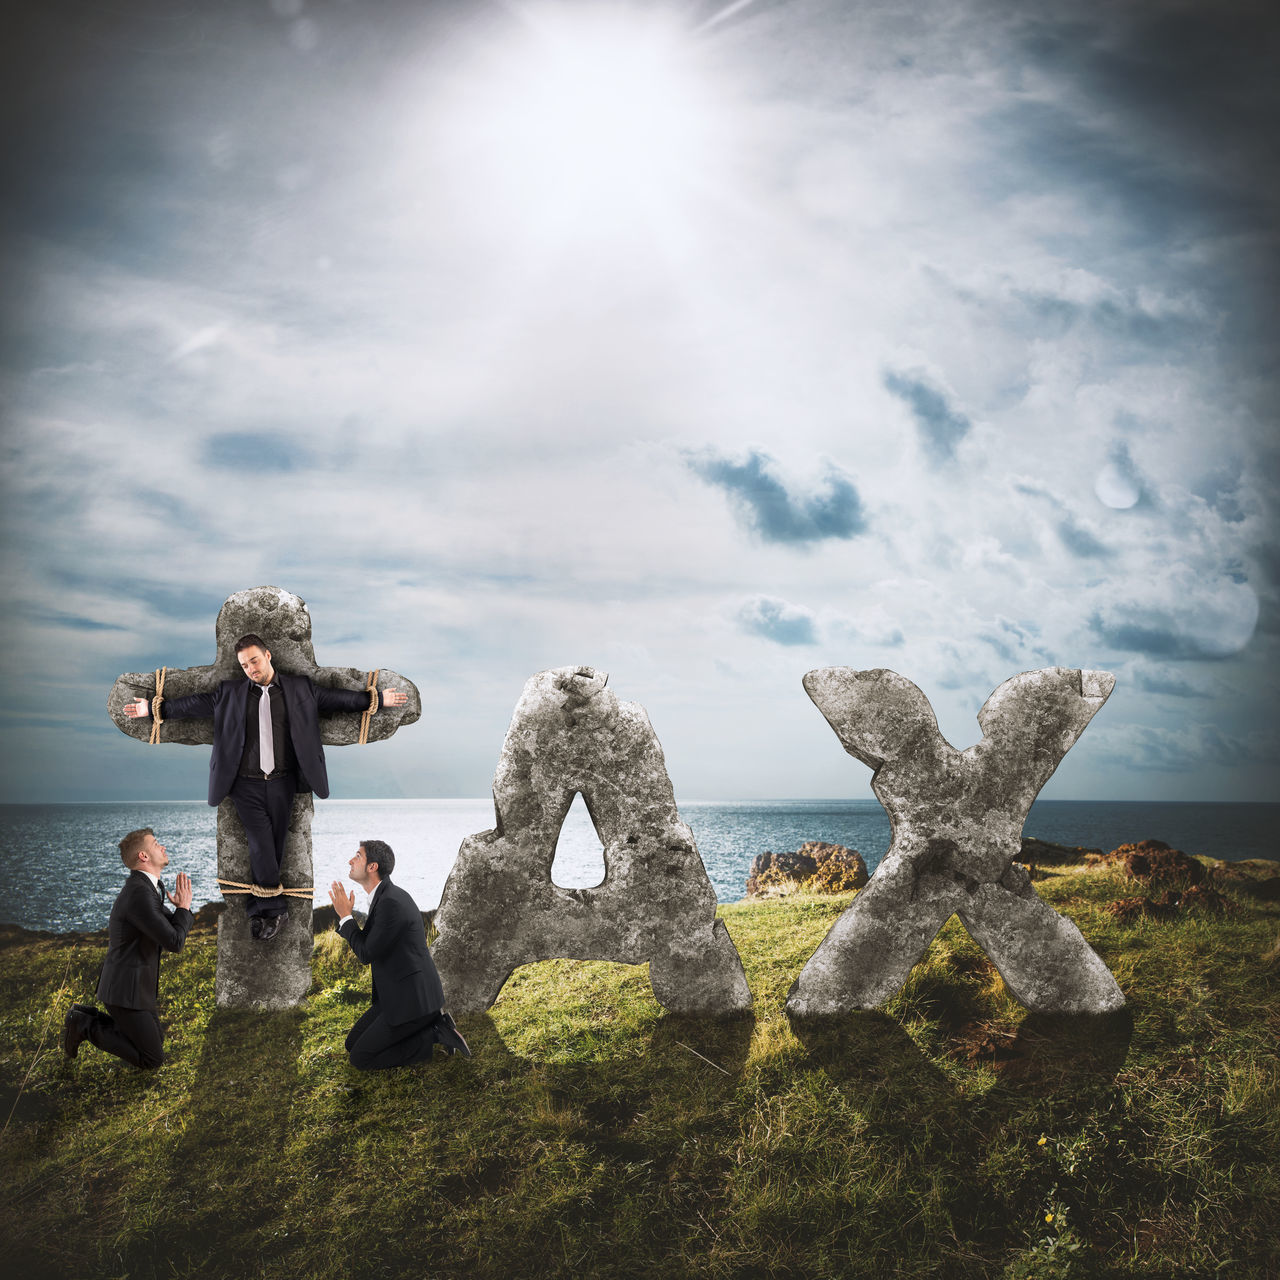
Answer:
[787, 667, 1126, 1016]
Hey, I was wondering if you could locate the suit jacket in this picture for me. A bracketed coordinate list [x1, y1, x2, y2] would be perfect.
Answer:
[161, 672, 381, 805]
[96, 870, 194, 1012]
[339, 881, 444, 1027]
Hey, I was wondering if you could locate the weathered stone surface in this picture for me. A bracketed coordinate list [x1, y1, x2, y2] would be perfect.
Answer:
[787, 667, 1126, 1017]
[214, 793, 315, 1009]
[745, 842, 869, 897]
[432, 666, 751, 1016]
[108, 586, 420, 1009]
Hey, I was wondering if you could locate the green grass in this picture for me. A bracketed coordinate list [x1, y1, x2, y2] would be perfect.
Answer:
[1, 861, 1277, 1279]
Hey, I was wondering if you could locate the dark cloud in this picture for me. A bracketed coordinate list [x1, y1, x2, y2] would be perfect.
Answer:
[1129, 663, 1212, 700]
[882, 369, 971, 463]
[736, 596, 817, 646]
[685, 448, 865, 544]
[203, 432, 310, 472]
[977, 617, 1047, 666]
[1015, 482, 1112, 558]
[1014, 288, 1202, 349]
[1099, 723, 1280, 773]
[1055, 511, 1112, 559]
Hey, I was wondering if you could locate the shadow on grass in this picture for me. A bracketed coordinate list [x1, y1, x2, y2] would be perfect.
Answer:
[116, 1007, 306, 1279]
[788, 1010, 954, 1102]
[648, 1011, 755, 1080]
[991, 1008, 1134, 1092]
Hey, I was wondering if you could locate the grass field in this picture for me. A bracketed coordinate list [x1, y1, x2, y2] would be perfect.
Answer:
[1, 860, 1277, 1279]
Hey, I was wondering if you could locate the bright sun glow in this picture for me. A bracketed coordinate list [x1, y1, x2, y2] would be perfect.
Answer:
[434, 5, 738, 251]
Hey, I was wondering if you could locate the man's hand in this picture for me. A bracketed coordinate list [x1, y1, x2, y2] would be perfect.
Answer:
[168, 872, 193, 910]
[124, 699, 151, 719]
[329, 881, 355, 918]
[382, 688, 408, 708]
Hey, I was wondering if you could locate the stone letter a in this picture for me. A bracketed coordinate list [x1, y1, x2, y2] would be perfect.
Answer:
[432, 666, 751, 1016]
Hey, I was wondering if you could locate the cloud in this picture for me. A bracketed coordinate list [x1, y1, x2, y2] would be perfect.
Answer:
[882, 368, 971, 463]
[202, 432, 312, 472]
[20, 606, 127, 633]
[1089, 577, 1259, 659]
[1015, 481, 1112, 559]
[1092, 723, 1280, 773]
[684, 448, 865, 545]
[1126, 658, 1214, 700]
[735, 595, 818, 646]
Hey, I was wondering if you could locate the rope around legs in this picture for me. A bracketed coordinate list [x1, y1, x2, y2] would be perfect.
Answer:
[216, 878, 314, 900]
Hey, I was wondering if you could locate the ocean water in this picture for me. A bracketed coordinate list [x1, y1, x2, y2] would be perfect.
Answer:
[0, 798, 1275, 934]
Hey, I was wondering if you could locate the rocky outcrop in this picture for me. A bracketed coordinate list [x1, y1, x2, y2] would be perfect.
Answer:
[1105, 883, 1231, 922]
[1019, 837, 1103, 866]
[1087, 839, 1205, 887]
[745, 842, 868, 897]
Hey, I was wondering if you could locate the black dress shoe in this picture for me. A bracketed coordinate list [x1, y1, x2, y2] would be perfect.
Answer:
[256, 911, 287, 942]
[250, 916, 264, 939]
[435, 1010, 472, 1059]
[63, 1006, 94, 1058]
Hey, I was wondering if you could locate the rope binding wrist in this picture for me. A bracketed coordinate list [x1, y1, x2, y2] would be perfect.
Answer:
[358, 668, 380, 745]
[148, 667, 167, 745]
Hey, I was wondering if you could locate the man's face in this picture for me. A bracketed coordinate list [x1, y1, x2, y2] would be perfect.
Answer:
[237, 645, 275, 685]
[139, 833, 169, 872]
[348, 846, 371, 887]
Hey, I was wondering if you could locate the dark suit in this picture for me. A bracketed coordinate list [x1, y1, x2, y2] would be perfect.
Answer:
[163, 672, 382, 916]
[85, 870, 193, 1069]
[339, 880, 448, 1070]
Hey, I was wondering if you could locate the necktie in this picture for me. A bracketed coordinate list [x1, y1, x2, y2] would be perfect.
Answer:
[260, 683, 275, 775]
[156, 879, 165, 902]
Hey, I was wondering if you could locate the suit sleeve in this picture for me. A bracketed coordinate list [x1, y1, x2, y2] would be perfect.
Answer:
[159, 690, 218, 719]
[314, 684, 387, 716]
[339, 895, 404, 966]
[125, 881, 194, 953]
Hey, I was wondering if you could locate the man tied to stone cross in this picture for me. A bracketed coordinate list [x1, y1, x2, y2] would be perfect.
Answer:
[126, 633, 407, 942]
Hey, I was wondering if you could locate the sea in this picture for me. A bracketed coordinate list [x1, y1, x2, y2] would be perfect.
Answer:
[1, 798, 1275, 934]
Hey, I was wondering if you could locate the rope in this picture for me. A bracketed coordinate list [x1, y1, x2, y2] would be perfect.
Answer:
[148, 667, 167, 745]
[359, 668, 379, 745]
[216, 877, 314, 900]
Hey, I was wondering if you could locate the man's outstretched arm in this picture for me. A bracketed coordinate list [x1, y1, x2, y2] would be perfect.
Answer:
[313, 685, 408, 715]
[125, 691, 217, 719]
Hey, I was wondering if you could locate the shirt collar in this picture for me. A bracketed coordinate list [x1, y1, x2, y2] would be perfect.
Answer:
[137, 869, 162, 890]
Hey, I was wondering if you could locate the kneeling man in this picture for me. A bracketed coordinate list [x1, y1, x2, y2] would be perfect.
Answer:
[329, 840, 469, 1069]
[64, 828, 194, 1070]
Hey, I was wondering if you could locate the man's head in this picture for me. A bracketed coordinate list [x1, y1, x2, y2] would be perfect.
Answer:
[349, 839, 395, 889]
[235, 633, 275, 685]
[119, 827, 169, 873]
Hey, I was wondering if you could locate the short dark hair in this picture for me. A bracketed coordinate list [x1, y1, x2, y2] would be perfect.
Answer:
[119, 827, 154, 869]
[361, 839, 394, 880]
[235, 633, 269, 654]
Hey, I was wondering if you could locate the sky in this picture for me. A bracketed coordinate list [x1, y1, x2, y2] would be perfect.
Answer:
[1, 0, 1277, 804]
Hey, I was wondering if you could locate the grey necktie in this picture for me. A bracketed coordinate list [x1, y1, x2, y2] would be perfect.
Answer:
[259, 684, 275, 775]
